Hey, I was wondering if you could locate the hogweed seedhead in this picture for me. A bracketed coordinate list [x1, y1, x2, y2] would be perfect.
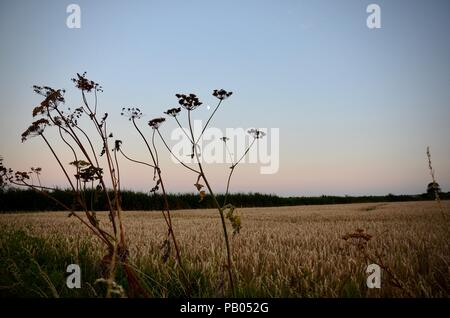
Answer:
[121, 107, 143, 121]
[30, 167, 42, 175]
[66, 107, 84, 127]
[213, 89, 233, 100]
[70, 160, 103, 183]
[71, 72, 102, 92]
[342, 228, 372, 250]
[248, 129, 266, 140]
[13, 170, 32, 183]
[148, 117, 166, 130]
[164, 107, 181, 117]
[114, 140, 122, 152]
[21, 118, 50, 142]
[32, 86, 65, 117]
[175, 93, 202, 111]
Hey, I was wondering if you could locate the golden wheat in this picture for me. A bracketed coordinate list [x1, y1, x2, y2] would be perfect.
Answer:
[1, 200, 449, 297]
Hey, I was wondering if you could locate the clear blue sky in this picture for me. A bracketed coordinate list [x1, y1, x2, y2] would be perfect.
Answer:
[1, 0, 449, 196]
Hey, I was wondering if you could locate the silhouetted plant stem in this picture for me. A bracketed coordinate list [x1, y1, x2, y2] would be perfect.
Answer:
[131, 119, 185, 269]
[174, 116, 193, 144]
[8, 179, 111, 247]
[152, 129, 159, 167]
[195, 99, 222, 145]
[187, 109, 235, 295]
[426, 146, 447, 222]
[119, 148, 155, 168]
[54, 107, 118, 238]
[156, 129, 200, 174]
[40, 133, 115, 248]
[40, 134, 76, 192]
[223, 138, 256, 207]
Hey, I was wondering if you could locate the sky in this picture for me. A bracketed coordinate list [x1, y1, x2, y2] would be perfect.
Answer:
[0, 0, 449, 196]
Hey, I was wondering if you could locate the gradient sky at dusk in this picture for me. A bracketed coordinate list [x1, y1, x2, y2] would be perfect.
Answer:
[1, 0, 449, 196]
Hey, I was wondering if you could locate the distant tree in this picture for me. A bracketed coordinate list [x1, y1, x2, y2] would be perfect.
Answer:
[427, 182, 441, 197]
[0, 156, 7, 191]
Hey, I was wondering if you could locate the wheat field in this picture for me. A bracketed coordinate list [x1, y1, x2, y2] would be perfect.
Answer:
[0, 200, 449, 297]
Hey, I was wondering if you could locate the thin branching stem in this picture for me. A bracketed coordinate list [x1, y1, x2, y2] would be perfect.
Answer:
[119, 149, 155, 169]
[223, 138, 257, 206]
[174, 116, 193, 144]
[187, 109, 235, 295]
[156, 129, 200, 174]
[426, 146, 447, 222]
[195, 99, 222, 145]
[40, 134, 76, 192]
[152, 129, 159, 167]
[131, 119, 184, 267]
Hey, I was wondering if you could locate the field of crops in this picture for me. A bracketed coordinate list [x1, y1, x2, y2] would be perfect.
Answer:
[0, 201, 449, 298]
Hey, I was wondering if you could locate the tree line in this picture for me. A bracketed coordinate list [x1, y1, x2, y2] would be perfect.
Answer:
[1, 188, 448, 212]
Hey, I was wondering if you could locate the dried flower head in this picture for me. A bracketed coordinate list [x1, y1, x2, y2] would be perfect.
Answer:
[213, 89, 233, 100]
[248, 129, 266, 139]
[52, 116, 63, 126]
[71, 72, 102, 92]
[21, 118, 50, 142]
[148, 117, 166, 129]
[164, 107, 182, 117]
[114, 140, 122, 151]
[121, 107, 143, 121]
[70, 160, 103, 182]
[32, 86, 65, 117]
[30, 167, 42, 174]
[342, 229, 372, 250]
[175, 93, 202, 111]
[14, 171, 31, 183]
[66, 107, 84, 127]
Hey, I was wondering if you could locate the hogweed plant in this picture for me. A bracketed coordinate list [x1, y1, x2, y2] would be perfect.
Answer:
[341, 228, 413, 297]
[1, 73, 153, 297]
[121, 89, 265, 295]
[163, 90, 263, 295]
[426, 146, 447, 222]
[118, 108, 189, 292]
[0, 73, 264, 297]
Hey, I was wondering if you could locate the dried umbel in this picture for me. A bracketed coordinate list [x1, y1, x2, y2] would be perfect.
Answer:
[164, 107, 181, 117]
[32, 86, 65, 117]
[70, 160, 104, 183]
[71, 72, 102, 92]
[213, 89, 233, 100]
[66, 107, 84, 127]
[342, 228, 373, 244]
[248, 128, 266, 139]
[30, 167, 42, 174]
[121, 107, 143, 120]
[148, 117, 166, 129]
[175, 93, 202, 111]
[21, 118, 50, 142]
[13, 171, 31, 183]
[342, 228, 373, 256]
[114, 140, 122, 152]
